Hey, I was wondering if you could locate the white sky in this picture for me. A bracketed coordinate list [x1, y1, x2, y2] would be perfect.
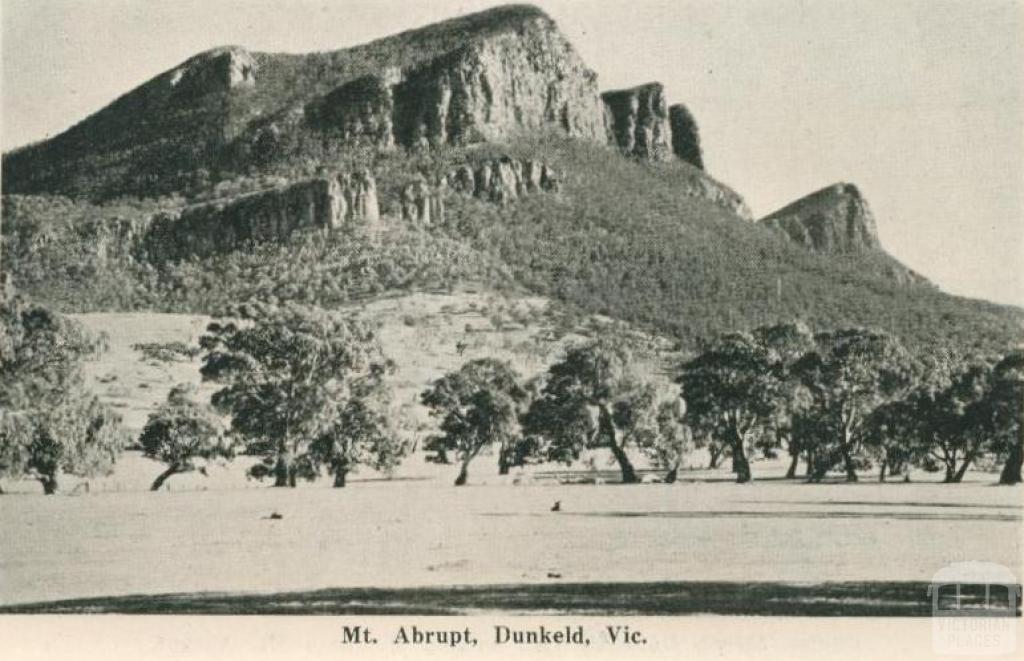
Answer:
[2, 0, 1022, 306]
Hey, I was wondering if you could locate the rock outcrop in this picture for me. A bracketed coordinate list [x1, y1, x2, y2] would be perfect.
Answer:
[145, 170, 378, 260]
[168, 46, 257, 96]
[465, 157, 560, 203]
[678, 174, 753, 221]
[601, 83, 673, 161]
[309, 13, 606, 149]
[401, 157, 560, 224]
[759, 183, 880, 253]
[669, 104, 703, 170]
[401, 175, 445, 225]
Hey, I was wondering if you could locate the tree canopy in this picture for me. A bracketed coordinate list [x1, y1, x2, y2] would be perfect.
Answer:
[200, 301, 403, 487]
[422, 358, 527, 485]
[0, 296, 124, 493]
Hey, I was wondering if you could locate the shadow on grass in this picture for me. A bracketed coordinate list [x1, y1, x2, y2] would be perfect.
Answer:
[737, 500, 1023, 510]
[2, 581, 1020, 616]
[479, 510, 1021, 522]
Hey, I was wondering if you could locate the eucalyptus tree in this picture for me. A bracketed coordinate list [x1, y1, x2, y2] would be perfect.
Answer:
[200, 301, 402, 487]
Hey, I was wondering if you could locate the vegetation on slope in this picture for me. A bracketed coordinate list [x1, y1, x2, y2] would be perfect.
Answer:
[4, 136, 1022, 354]
[0, 4, 559, 200]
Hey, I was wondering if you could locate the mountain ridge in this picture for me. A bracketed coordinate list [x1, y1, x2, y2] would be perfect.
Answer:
[1, 3, 1020, 353]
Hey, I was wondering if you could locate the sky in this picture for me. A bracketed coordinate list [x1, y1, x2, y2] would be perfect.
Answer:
[2, 0, 1022, 306]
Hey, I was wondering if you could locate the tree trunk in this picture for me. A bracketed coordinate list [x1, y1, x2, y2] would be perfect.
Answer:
[952, 459, 972, 483]
[664, 463, 679, 484]
[273, 449, 292, 487]
[785, 452, 800, 479]
[609, 443, 638, 483]
[497, 446, 511, 475]
[998, 438, 1022, 485]
[840, 427, 858, 482]
[729, 427, 751, 483]
[878, 460, 887, 482]
[333, 468, 348, 488]
[40, 474, 59, 495]
[841, 449, 858, 482]
[599, 404, 637, 484]
[708, 444, 722, 469]
[151, 465, 180, 491]
[454, 459, 470, 486]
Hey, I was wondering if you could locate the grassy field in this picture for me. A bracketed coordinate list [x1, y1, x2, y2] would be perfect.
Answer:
[0, 473, 1019, 613]
[0, 305, 1020, 614]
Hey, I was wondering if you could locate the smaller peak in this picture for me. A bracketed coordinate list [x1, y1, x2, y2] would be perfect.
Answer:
[603, 81, 666, 98]
[809, 181, 862, 201]
[471, 4, 552, 25]
[190, 45, 253, 60]
[835, 182, 862, 199]
[170, 45, 257, 93]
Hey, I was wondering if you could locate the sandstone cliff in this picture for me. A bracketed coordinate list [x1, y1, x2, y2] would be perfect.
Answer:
[678, 173, 752, 221]
[145, 171, 378, 260]
[759, 183, 879, 253]
[401, 157, 560, 224]
[168, 46, 257, 97]
[669, 104, 703, 170]
[307, 12, 605, 149]
[602, 83, 673, 161]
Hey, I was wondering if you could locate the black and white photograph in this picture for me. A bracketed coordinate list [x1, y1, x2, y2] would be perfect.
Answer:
[0, 1, 1021, 658]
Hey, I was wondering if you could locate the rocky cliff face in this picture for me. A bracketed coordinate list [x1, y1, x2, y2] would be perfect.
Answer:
[678, 172, 752, 220]
[168, 46, 257, 97]
[145, 170, 378, 260]
[401, 157, 560, 224]
[759, 183, 880, 253]
[669, 104, 703, 170]
[601, 83, 673, 161]
[308, 13, 606, 149]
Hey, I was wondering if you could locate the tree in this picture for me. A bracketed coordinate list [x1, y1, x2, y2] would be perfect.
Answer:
[421, 359, 526, 486]
[139, 384, 231, 491]
[863, 397, 920, 481]
[794, 329, 910, 482]
[638, 398, 692, 482]
[200, 301, 398, 487]
[989, 351, 1023, 485]
[522, 342, 650, 484]
[309, 362, 404, 487]
[753, 323, 815, 478]
[1, 296, 124, 494]
[677, 332, 785, 483]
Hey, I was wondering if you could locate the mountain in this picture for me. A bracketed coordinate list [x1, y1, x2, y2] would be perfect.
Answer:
[1, 4, 1020, 353]
[758, 183, 930, 286]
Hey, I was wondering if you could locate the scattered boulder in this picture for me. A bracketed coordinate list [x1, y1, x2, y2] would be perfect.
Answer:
[759, 183, 880, 253]
[602, 83, 673, 161]
[669, 104, 704, 170]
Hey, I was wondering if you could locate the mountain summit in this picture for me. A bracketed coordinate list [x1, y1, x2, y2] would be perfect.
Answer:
[2, 4, 711, 200]
[759, 183, 879, 254]
[2, 4, 1020, 353]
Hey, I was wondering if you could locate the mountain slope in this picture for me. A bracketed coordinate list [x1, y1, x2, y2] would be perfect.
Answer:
[2, 5, 604, 200]
[1, 4, 1020, 355]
